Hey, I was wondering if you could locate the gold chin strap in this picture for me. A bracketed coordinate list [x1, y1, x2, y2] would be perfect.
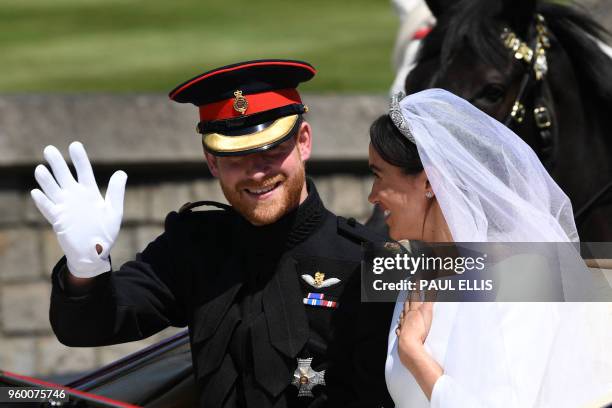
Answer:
[202, 114, 298, 154]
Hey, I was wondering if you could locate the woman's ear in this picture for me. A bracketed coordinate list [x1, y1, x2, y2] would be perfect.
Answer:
[424, 178, 435, 199]
[416, 170, 430, 193]
[204, 150, 219, 177]
[296, 120, 312, 161]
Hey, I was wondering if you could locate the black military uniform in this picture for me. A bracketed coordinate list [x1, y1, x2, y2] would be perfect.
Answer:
[49, 60, 395, 408]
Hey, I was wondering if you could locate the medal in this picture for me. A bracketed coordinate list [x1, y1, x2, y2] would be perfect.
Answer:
[291, 357, 326, 398]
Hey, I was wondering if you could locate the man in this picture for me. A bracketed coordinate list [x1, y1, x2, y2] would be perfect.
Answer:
[32, 59, 394, 407]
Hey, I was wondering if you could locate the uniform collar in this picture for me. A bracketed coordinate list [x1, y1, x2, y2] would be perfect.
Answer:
[241, 177, 326, 253]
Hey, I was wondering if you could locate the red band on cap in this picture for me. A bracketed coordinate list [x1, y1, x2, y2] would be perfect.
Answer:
[198, 88, 302, 121]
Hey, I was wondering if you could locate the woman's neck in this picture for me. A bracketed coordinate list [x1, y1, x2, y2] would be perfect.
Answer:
[421, 199, 453, 243]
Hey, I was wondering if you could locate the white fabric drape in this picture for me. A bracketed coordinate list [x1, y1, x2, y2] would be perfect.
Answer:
[385, 89, 612, 408]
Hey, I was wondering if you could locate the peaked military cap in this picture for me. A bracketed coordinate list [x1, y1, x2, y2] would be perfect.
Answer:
[168, 59, 316, 156]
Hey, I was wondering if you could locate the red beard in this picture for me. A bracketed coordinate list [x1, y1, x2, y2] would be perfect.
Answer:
[219, 162, 306, 226]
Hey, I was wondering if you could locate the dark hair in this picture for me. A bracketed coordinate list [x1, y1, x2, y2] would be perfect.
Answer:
[369, 114, 423, 175]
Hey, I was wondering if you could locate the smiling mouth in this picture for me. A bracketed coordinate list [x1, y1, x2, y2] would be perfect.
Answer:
[244, 181, 282, 197]
[383, 209, 391, 219]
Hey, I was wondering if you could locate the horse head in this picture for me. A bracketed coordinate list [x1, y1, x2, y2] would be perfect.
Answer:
[403, 0, 612, 240]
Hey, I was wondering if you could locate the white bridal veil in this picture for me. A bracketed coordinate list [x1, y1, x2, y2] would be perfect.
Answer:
[389, 88, 578, 243]
[388, 89, 612, 407]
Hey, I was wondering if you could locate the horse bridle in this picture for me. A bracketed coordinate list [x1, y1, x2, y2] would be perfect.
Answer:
[501, 15, 612, 225]
[501, 14, 559, 171]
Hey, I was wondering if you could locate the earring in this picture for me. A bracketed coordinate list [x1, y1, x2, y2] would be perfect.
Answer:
[425, 191, 434, 199]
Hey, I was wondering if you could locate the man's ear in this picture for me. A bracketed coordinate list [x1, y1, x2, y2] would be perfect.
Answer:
[296, 120, 312, 161]
[204, 150, 219, 177]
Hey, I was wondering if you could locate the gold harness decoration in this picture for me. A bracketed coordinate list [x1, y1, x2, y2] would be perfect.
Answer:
[500, 14, 550, 81]
[233, 90, 248, 115]
[500, 14, 552, 127]
[499, 13, 557, 171]
[510, 101, 526, 124]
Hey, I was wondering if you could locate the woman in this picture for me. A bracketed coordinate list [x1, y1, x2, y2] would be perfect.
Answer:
[367, 89, 612, 407]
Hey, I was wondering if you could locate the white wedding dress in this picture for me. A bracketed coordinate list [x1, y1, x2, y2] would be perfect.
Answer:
[385, 257, 565, 408]
[385, 293, 611, 408]
[386, 291, 458, 408]
[381, 89, 612, 407]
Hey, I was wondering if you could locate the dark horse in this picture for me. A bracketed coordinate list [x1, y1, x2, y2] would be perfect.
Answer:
[379, 0, 612, 241]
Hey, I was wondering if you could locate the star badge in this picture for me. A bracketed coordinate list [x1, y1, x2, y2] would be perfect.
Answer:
[291, 357, 326, 397]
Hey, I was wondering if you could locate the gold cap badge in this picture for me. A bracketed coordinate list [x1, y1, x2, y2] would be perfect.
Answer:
[233, 90, 248, 115]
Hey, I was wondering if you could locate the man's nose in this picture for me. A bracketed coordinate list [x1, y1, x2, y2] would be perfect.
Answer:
[245, 153, 272, 178]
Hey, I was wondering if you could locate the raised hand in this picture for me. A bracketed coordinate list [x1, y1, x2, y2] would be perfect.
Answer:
[396, 289, 434, 362]
[396, 290, 441, 400]
[31, 142, 127, 278]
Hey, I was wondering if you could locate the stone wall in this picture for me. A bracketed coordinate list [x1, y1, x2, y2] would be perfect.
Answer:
[0, 94, 384, 378]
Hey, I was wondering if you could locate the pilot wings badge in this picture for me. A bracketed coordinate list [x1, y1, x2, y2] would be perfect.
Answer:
[301, 271, 340, 289]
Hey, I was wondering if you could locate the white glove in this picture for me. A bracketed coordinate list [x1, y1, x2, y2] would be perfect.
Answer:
[31, 142, 127, 278]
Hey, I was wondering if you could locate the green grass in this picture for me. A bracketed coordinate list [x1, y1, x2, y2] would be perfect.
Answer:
[0, 0, 398, 92]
